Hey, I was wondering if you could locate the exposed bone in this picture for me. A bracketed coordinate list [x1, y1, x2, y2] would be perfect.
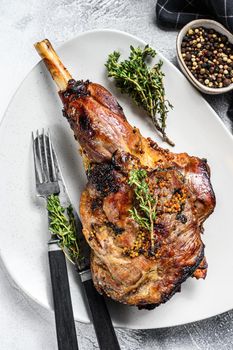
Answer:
[34, 39, 72, 91]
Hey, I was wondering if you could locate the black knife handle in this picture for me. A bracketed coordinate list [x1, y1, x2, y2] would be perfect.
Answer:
[48, 246, 78, 350]
[83, 278, 120, 350]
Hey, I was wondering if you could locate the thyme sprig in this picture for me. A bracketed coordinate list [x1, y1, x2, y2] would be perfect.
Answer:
[47, 194, 79, 264]
[128, 169, 157, 253]
[105, 45, 174, 146]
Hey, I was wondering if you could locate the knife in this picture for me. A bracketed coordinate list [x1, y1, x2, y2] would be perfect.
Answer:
[53, 145, 121, 350]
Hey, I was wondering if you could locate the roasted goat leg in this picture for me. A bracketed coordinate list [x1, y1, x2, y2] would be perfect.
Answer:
[35, 40, 215, 309]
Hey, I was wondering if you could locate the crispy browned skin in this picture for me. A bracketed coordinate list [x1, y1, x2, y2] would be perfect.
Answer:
[59, 79, 215, 308]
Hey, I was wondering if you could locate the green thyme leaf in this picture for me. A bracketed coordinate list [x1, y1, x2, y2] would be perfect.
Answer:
[128, 169, 157, 252]
[105, 45, 174, 146]
[47, 194, 79, 264]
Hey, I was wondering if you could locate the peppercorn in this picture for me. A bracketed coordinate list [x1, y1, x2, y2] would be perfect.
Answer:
[209, 67, 215, 74]
[181, 26, 233, 88]
[223, 78, 231, 86]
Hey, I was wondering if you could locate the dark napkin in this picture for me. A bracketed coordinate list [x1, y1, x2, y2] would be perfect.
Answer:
[156, 0, 233, 33]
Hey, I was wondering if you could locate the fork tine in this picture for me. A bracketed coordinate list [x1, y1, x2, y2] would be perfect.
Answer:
[42, 128, 50, 182]
[32, 132, 41, 184]
[32, 129, 60, 197]
[48, 130, 57, 182]
[36, 129, 46, 182]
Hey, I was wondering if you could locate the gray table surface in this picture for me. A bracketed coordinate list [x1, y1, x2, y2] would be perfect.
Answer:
[1, 1, 233, 349]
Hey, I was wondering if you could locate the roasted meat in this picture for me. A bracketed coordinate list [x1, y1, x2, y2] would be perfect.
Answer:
[35, 40, 216, 309]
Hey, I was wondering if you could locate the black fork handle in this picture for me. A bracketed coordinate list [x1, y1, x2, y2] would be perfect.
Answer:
[48, 244, 78, 350]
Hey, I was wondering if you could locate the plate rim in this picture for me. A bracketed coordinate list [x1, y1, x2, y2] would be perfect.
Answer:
[0, 28, 233, 330]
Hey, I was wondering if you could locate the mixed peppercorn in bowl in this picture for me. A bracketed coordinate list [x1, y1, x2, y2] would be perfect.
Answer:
[177, 19, 233, 94]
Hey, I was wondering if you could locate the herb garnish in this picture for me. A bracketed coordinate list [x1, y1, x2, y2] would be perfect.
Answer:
[105, 45, 174, 146]
[128, 169, 157, 253]
[47, 194, 79, 264]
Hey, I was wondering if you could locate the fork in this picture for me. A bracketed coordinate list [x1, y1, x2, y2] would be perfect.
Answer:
[32, 129, 78, 350]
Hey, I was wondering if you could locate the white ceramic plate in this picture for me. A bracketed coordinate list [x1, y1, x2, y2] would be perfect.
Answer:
[0, 29, 233, 330]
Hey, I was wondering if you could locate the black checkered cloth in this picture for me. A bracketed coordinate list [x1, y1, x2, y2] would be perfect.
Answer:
[156, 0, 233, 33]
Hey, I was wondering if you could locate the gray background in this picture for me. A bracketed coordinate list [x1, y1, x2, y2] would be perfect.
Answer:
[0, 1, 233, 349]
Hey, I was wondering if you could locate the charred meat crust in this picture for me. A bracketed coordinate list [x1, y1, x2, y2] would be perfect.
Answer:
[87, 163, 120, 196]
[91, 197, 103, 211]
[61, 79, 90, 100]
[78, 107, 95, 137]
[105, 221, 124, 235]
[192, 256, 208, 279]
